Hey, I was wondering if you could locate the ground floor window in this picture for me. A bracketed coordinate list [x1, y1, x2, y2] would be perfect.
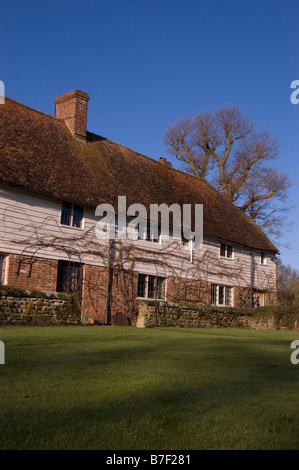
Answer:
[211, 284, 233, 306]
[137, 274, 165, 300]
[253, 292, 265, 307]
[0, 254, 6, 285]
[56, 260, 83, 294]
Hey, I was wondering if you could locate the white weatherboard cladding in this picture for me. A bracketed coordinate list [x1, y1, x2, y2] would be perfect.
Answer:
[0, 185, 276, 291]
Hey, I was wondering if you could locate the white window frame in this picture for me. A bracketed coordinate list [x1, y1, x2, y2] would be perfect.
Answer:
[211, 284, 233, 306]
[60, 202, 85, 229]
[137, 274, 165, 300]
[220, 243, 234, 259]
[139, 224, 161, 243]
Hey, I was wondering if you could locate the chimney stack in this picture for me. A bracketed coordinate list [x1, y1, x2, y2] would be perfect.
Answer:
[159, 157, 172, 168]
[54, 89, 89, 141]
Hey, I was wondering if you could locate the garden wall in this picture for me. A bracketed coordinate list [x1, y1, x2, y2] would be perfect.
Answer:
[0, 286, 81, 325]
[137, 300, 299, 330]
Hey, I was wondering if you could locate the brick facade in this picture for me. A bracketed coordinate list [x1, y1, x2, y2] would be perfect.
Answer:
[166, 276, 211, 304]
[5, 254, 58, 292]
[0, 253, 277, 326]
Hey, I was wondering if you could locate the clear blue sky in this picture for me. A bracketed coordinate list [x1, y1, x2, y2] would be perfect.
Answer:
[2, 0, 299, 269]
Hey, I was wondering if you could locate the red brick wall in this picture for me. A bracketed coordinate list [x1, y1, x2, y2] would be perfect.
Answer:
[110, 270, 139, 326]
[3, 255, 139, 325]
[5, 254, 58, 291]
[82, 264, 106, 323]
[2, 254, 277, 324]
[166, 276, 211, 304]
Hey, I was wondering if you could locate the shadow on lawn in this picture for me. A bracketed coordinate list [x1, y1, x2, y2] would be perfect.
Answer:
[0, 332, 298, 450]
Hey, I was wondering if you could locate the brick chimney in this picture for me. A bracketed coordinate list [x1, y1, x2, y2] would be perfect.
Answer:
[54, 89, 89, 141]
[159, 157, 172, 168]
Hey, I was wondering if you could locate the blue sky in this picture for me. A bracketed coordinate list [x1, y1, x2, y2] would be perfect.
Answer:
[2, 0, 299, 269]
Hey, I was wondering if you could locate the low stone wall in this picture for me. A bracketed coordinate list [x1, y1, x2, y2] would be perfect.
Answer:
[137, 300, 299, 330]
[0, 287, 81, 325]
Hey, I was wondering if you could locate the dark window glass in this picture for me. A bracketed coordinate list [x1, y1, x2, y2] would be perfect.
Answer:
[137, 274, 165, 299]
[57, 260, 82, 294]
[227, 245, 233, 258]
[211, 284, 217, 304]
[147, 276, 155, 298]
[220, 244, 233, 258]
[220, 244, 226, 257]
[73, 205, 83, 228]
[0, 254, 5, 285]
[60, 203, 72, 226]
[218, 285, 224, 305]
[156, 277, 165, 299]
[137, 274, 147, 298]
[261, 252, 265, 264]
[146, 223, 160, 242]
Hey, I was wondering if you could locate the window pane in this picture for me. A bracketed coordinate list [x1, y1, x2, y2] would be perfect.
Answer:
[146, 225, 151, 241]
[146, 223, 160, 242]
[227, 245, 233, 258]
[57, 260, 82, 294]
[156, 277, 165, 300]
[218, 285, 224, 305]
[137, 274, 146, 297]
[0, 254, 5, 285]
[220, 244, 226, 257]
[211, 284, 217, 304]
[73, 205, 83, 228]
[147, 276, 155, 298]
[152, 224, 160, 243]
[60, 203, 72, 226]
[225, 287, 232, 306]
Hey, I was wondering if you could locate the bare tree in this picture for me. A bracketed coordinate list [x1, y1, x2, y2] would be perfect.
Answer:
[163, 105, 292, 237]
[276, 258, 299, 305]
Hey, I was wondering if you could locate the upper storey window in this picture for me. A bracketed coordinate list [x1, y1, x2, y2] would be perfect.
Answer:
[261, 252, 266, 264]
[220, 243, 233, 259]
[60, 202, 84, 228]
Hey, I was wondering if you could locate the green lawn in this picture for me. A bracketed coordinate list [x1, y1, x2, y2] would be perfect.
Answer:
[0, 325, 298, 450]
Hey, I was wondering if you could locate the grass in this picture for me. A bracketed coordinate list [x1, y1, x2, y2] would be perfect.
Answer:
[0, 325, 298, 450]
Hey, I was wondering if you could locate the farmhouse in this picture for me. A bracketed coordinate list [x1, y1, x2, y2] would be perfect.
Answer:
[0, 90, 278, 325]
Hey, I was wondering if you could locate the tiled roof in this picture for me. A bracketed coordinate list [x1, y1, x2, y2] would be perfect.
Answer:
[0, 97, 277, 252]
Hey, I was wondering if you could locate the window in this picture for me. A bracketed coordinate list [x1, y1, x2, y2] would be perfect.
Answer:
[220, 243, 233, 259]
[56, 260, 83, 294]
[138, 224, 161, 243]
[181, 228, 193, 247]
[60, 202, 84, 228]
[137, 274, 165, 300]
[0, 255, 5, 285]
[261, 252, 266, 264]
[211, 284, 233, 306]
